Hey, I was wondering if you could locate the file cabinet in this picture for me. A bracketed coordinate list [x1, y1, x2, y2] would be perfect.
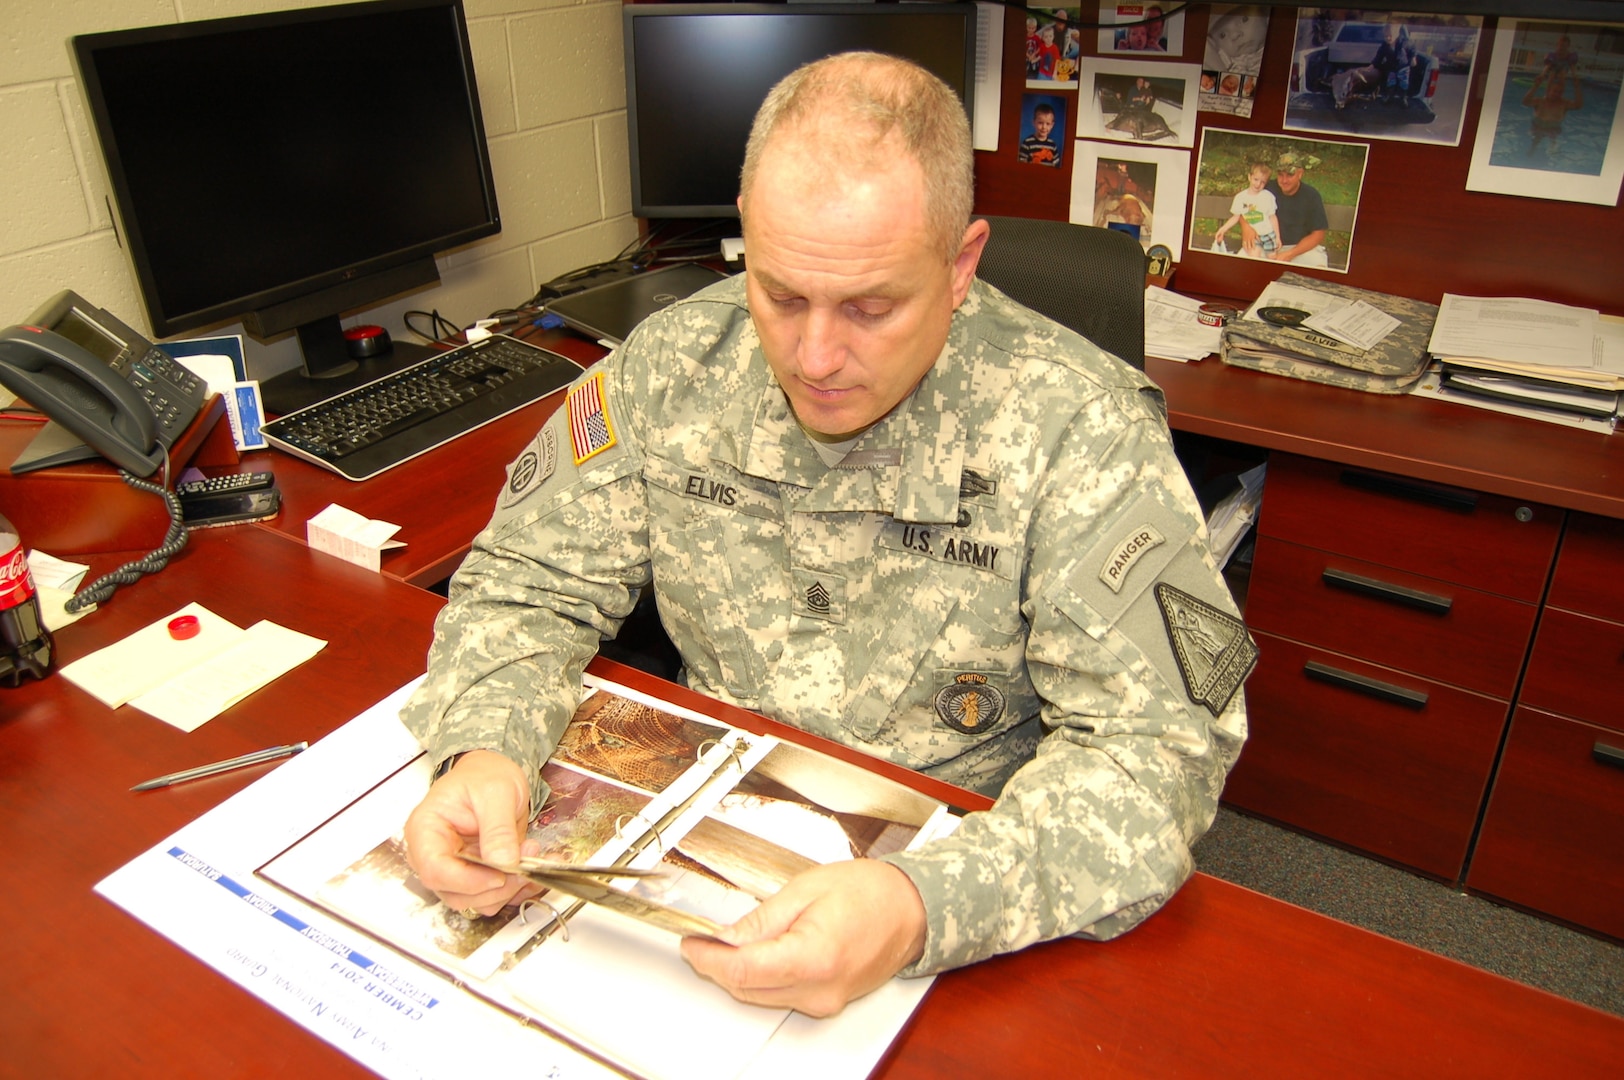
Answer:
[1223, 452, 1562, 881]
[1466, 513, 1624, 938]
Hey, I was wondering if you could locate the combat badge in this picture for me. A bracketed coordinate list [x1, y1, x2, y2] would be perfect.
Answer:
[934, 673, 1006, 735]
[1154, 583, 1257, 717]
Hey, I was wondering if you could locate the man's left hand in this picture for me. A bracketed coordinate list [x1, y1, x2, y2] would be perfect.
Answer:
[679, 859, 927, 1018]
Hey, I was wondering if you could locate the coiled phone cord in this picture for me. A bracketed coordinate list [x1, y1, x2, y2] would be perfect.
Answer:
[64, 463, 189, 614]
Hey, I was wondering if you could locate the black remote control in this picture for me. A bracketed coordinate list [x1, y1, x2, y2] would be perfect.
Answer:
[176, 472, 276, 502]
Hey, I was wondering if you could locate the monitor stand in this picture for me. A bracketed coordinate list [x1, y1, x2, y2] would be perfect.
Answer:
[258, 316, 438, 417]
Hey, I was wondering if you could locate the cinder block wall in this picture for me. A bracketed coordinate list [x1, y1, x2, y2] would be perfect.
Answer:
[0, 0, 637, 381]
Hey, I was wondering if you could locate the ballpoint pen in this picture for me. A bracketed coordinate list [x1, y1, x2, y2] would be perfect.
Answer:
[131, 741, 309, 792]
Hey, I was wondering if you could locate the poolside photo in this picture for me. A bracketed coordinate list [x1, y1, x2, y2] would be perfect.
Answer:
[1467, 19, 1624, 204]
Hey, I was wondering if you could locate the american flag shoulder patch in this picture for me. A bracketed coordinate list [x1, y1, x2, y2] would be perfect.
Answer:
[567, 372, 616, 464]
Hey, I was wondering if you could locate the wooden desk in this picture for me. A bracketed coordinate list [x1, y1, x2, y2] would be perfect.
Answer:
[244, 327, 601, 588]
[0, 526, 445, 1076]
[1148, 355, 1624, 519]
[6, 556, 1622, 1079]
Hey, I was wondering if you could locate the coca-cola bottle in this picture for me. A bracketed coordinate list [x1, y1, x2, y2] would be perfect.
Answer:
[0, 511, 54, 686]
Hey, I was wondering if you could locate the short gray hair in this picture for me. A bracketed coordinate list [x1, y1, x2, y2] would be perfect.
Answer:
[738, 52, 974, 260]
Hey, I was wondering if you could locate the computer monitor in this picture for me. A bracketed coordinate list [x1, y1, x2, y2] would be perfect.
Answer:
[72, 0, 500, 415]
[623, 3, 978, 220]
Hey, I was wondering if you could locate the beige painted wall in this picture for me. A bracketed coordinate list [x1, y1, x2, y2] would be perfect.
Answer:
[0, 0, 637, 380]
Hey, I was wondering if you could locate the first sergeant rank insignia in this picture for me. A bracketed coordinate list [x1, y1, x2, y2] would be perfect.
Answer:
[1154, 583, 1258, 717]
[934, 673, 1006, 735]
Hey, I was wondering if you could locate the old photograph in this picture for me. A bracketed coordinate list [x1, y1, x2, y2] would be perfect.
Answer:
[1190, 129, 1369, 272]
[1283, 10, 1483, 146]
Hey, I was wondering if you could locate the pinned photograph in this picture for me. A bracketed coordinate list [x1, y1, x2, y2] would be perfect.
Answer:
[1018, 93, 1069, 166]
[1097, 2, 1183, 55]
[1284, 10, 1483, 146]
[1025, 6, 1084, 87]
[1466, 20, 1624, 205]
[1201, 5, 1271, 118]
[1189, 130, 1369, 273]
[1070, 141, 1191, 258]
[1079, 57, 1201, 146]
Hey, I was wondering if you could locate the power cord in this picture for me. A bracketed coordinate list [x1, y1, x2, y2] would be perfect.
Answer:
[64, 462, 189, 613]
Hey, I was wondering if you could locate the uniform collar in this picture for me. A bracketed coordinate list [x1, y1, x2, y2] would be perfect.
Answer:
[709, 295, 975, 525]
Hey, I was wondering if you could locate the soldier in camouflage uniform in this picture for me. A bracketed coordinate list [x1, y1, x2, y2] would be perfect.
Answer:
[402, 52, 1252, 1017]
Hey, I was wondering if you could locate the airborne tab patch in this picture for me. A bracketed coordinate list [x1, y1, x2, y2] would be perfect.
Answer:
[1154, 583, 1257, 717]
[567, 372, 616, 464]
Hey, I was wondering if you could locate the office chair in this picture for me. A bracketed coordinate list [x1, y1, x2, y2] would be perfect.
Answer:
[974, 215, 1146, 370]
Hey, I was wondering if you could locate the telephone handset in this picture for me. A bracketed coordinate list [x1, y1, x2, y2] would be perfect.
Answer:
[0, 290, 206, 477]
[0, 326, 164, 474]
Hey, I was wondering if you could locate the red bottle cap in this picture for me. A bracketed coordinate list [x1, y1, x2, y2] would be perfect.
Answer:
[167, 614, 201, 640]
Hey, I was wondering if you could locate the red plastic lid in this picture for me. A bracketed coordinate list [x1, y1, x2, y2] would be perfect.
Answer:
[167, 614, 201, 640]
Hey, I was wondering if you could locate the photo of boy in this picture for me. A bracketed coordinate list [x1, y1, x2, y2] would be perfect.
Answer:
[1018, 96, 1066, 166]
[1212, 162, 1280, 256]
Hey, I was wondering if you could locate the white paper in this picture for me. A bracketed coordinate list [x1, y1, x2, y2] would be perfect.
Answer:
[26, 549, 87, 591]
[972, 3, 1004, 152]
[28, 551, 96, 632]
[1303, 300, 1400, 352]
[307, 504, 406, 573]
[175, 353, 238, 396]
[131, 620, 328, 732]
[58, 602, 244, 708]
[1242, 280, 1350, 322]
[1429, 293, 1598, 371]
[1144, 286, 1223, 362]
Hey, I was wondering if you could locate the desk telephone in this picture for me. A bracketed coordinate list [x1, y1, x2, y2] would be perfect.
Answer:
[0, 290, 206, 477]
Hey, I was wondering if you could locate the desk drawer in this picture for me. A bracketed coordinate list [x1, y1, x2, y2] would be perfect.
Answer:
[1258, 453, 1560, 600]
[1547, 512, 1624, 620]
[1247, 537, 1536, 699]
[1467, 706, 1624, 941]
[1223, 631, 1507, 881]
[1519, 607, 1624, 734]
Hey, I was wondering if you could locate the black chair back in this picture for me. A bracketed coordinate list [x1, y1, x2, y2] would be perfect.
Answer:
[975, 215, 1146, 369]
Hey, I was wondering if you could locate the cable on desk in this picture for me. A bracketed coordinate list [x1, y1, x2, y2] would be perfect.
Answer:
[64, 458, 189, 613]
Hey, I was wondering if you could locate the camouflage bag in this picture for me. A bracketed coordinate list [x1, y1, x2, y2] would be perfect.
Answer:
[1220, 272, 1437, 395]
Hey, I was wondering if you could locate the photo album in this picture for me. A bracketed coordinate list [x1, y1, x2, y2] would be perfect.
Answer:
[257, 674, 959, 1080]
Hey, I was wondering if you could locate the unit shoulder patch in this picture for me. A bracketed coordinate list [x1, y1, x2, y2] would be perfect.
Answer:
[1154, 583, 1257, 717]
[499, 428, 557, 508]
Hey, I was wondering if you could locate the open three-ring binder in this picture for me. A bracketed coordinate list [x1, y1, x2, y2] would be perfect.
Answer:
[256, 674, 959, 1080]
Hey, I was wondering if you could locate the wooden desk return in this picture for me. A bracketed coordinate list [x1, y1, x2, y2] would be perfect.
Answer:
[3, 526, 1621, 1077]
[244, 325, 602, 588]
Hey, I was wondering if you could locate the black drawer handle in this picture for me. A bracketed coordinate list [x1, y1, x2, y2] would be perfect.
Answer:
[1322, 567, 1454, 615]
[1304, 660, 1429, 709]
[1338, 469, 1478, 513]
[1595, 742, 1624, 770]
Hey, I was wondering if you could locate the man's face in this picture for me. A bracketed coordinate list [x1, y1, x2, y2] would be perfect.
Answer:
[740, 140, 985, 440]
[1033, 112, 1055, 138]
[1276, 167, 1303, 195]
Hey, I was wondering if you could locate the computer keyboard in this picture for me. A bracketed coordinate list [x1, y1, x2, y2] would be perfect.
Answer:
[261, 335, 584, 481]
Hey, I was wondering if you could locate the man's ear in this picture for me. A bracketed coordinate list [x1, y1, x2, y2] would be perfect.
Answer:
[951, 218, 992, 307]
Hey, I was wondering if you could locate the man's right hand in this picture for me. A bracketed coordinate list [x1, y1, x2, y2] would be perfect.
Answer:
[404, 749, 539, 916]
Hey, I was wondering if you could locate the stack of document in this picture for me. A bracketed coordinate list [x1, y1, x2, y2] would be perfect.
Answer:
[1421, 294, 1624, 429]
[1206, 463, 1266, 570]
[1145, 286, 1223, 362]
